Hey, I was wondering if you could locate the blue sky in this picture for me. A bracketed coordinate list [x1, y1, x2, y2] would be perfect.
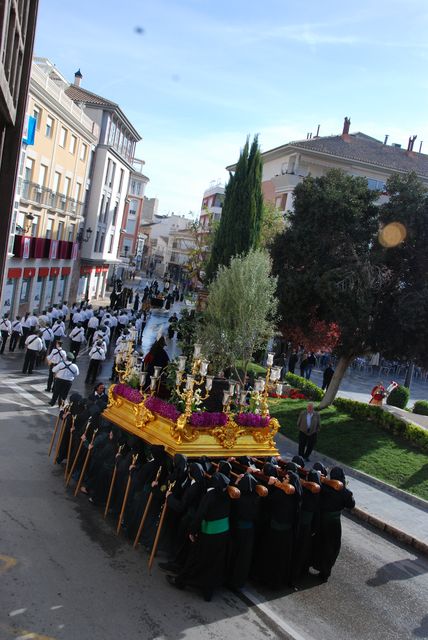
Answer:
[35, 0, 428, 216]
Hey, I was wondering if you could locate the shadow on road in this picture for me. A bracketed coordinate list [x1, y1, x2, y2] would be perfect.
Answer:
[413, 614, 428, 638]
[366, 556, 428, 587]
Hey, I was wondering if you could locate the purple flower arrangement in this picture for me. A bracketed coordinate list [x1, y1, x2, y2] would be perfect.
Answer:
[235, 413, 270, 428]
[189, 412, 228, 427]
[145, 396, 181, 422]
[114, 383, 144, 404]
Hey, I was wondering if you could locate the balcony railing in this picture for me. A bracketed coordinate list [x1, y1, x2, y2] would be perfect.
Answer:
[20, 180, 85, 218]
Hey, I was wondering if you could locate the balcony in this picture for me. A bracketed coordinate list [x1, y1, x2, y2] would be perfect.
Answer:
[12, 234, 78, 260]
[271, 173, 302, 190]
[20, 180, 85, 218]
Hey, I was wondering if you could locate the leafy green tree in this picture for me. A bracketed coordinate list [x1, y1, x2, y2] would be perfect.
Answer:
[199, 250, 277, 382]
[206, 136, 263, 280]
[271, 169, 382, 407]
[260, 201, 285, 249]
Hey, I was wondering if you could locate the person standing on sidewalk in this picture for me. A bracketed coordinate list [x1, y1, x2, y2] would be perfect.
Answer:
[85, 339, 106, 385]
[22, 330, 44, 374]
[46, 340, 66, 392]
[86, 314, 99, 346]
[50, 352, 79, 406]
[69, 322, 86, 358]
[9, 316, 23, 352]
[297, 403, 321, 462]
[52, 316, 66, 341]
[0, 314, 12, 354]
[40, 323, 54, 356]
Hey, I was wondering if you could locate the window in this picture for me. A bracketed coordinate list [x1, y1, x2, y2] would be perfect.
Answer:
[31, 215, 39, 237]
[94, 230, 100, 252]
[80, 143, 87, 162]
[74, 182, 81, 202]
[108, 233, 114, 253]
[112, 201, 119, 226]
[38, 164, 48, 187]
[69, 135, 77, 154]
[68, 224, 76, 242]
[99, 233, 105, 253]
[129, 199, 138, 215]
[64, 176, 71, 197]
[59, 126, 67, 147]
[53, 171, 61, 193]
[46, 218, 53, 239]
[24, 158, 34, 183]
[104, 197, 110, 223]
[105, 159, 111, 186]
[45, 116, 54, 138]
[367, 178, 387, 192]
[118, 169, 124, 193]
[57, 221, 64, 240]
[126, 219, 136, 234]
[20, 279, 31, 303]
[111, 162, 116, 188]
[33, 106, 41, 130]
[99, 195, 105, 219]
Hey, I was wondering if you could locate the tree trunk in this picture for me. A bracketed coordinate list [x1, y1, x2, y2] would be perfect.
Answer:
[404, 362, 414, 390]
[318, 354, 354, 409]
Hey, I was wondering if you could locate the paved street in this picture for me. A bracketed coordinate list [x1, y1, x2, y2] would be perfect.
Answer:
[0, 341, 427, 639]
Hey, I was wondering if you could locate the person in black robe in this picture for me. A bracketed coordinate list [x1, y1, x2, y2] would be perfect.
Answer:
[312, 466, 355, 582]
[166, 472, 232, 602]
[133, 293, 140, 312]
[256, 464, 302, 589]
[157, 454, 189, 557]
[158, 462, 206, 572]
[87, 383, 108, 412]
[322, 364, 335, 390]
[143, 337, 170, 390]
[86, 427, 122, 505]
[228, 473, 261, 590]
[55, 393, 85, 464]
[292, 469, 321, 583]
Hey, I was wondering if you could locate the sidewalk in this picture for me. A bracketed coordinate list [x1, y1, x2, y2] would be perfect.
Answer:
[275, 432, 428, 554]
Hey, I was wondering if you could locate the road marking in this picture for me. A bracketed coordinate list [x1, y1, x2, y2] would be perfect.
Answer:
[50, 606, 63, 611]
[241, 587, 315, 640]
[0, 554, 17, 575]
[9, 609, 27, 617]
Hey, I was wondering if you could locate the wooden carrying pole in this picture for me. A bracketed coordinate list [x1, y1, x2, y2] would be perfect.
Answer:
[48, 406, 66, 457]
[74, 428, 98, 497]
[148, 481, 175, 574]
[52, 409, 70, 464]
[116, 454, 138, 535]
[66, 420, 91, 487]
[64, 416, 75, 480]
[133, 466, 163, 549]
[104, 445, 124, 519]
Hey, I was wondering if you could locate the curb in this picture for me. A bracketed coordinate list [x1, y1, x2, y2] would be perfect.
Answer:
[348, 507, 428, 557]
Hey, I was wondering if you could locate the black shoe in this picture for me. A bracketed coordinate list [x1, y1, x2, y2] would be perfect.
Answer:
[202, 588, 213, 602]
[49, 401, 55, 406]
[45, 388, 51, 392]
[166, 575, 184, 590]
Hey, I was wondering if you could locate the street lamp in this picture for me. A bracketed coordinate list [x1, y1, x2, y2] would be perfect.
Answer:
[76, 226, 93, 246]
[23, 213, 34, 234]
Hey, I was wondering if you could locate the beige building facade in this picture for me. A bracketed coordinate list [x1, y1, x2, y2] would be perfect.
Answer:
[1, 58, 98, 317]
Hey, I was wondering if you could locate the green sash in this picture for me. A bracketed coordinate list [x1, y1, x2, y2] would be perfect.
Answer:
[201, 517, 229, 534]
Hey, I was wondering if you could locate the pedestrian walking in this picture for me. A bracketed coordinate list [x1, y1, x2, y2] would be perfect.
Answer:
[85, 340, 106, 385]
[297, 402, 321, 462]
[40, 324, 54, 355]
[322, 364, 334, 390]
[19, 312, 31, 349]
[50, 352, 79, 407]
[69, 322, 86, 358]
[86, 314, 99, 345]
[22, 330, 44, 374]
[0, 313, 12, 354]
[52, 317, 66, 340]
[9, 316, 23, 352]
[46, 340, 66, 392]
[288, 350, 298, 374]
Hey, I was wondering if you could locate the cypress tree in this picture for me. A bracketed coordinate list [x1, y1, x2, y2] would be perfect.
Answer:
[206, 135, 263, 280]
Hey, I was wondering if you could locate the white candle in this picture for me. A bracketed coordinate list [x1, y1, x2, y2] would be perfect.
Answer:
[235, 383, 241, 397]
[276, 383, 283, 396]
[178, 356, 186, 372]
[154, 366, 162, 377]
[240, 390, 247, 405]
[140, 372, 147, 385]
[200, 360, 209, 376]
[205, 375, 214, 391]
[176, 371, 181, 385]
[193, 343, 201, 358]
[222, 390, 230, 405]
[186, 376, 194, 391]
[150, 377, 157, 390]
[229, 382, 235, 395]
[267, 353, 274, 366]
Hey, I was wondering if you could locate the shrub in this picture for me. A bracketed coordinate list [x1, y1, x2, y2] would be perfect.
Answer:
[386, 385, 410, 409]
[285, 372, 324, 401]
[413, 400, 428, 416]
[334, 397, 428, 453]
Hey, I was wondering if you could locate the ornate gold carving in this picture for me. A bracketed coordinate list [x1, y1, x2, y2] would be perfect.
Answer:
[251, 417, 280, 448]
[133, 403, 154, 430]
[211, 417, 245, 449]
[170, 414, 199, 444]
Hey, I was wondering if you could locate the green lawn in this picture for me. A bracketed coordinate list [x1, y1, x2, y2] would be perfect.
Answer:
[269, 399, 428, 501]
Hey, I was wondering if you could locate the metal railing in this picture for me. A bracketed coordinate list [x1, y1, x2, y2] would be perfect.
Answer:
[19, 180, 85, 218]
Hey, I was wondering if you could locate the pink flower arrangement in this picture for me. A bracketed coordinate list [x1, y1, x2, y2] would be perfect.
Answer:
[189, 412, 228, 427]
[114, 383, 144, 404]
[144, 396, 181, 422]
[235, 413, 270, 428]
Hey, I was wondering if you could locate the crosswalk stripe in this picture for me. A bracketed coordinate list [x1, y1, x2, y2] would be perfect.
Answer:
[3, 382, 47, 406]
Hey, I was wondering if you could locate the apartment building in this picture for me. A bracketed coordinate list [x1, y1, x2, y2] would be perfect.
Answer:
[117, 158, 149, 275]
[0, 0, 39, 297]
[1, 58, 98, 317]
[65, 72, 141, 301]
[198, 182, 224, 233]
[232, 117, 428, 215]
[144, 213, 192, 277]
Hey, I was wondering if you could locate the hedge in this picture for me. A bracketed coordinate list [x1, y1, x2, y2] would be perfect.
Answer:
[413, 400, 428, 416]
[334, 397, 428, 453]
[285, 373, 324, 401]
[386, 385, 410, 409]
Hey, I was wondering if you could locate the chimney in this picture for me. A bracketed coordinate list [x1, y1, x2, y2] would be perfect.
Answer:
[419, 141, 423, 153]
[384, 135, 389, 145]
[341, 116, 351, 141]
[316, 124, 320, 137]
[74, 68, 83, 87]
[406, 135, 417, 156]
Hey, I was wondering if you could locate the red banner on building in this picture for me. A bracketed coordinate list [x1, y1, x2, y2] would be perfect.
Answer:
[22, 236, 31, 259]
[71, 242, 79, 260]
[49, 240, 59, 259]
